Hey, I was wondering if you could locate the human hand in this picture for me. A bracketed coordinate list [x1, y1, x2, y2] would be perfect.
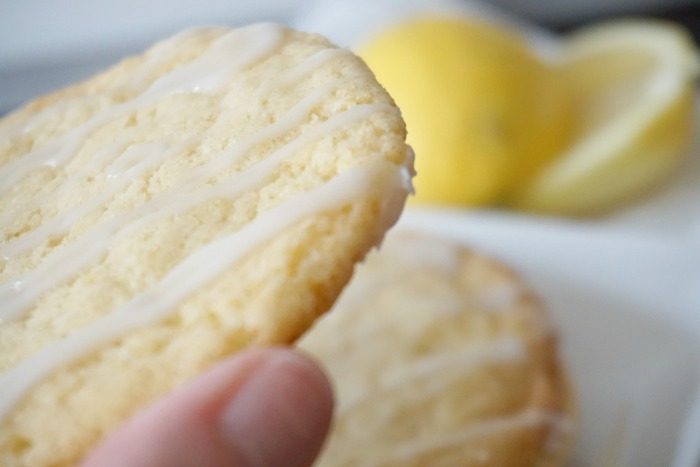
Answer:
[82, 348, 334, 467]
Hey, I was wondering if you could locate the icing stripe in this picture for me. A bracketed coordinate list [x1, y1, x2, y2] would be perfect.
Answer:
[0, 29, 216, 144]
[0, 143, 177, 259]
[381, 338, 524, 388]
[0, 23, 283, 195]
[0, 160, 407, 422]
[338, 339, 525, 416]
[0, 139, 129, 232]
[0, 47, 349, 236]
[383, 409, 566, 464]
[0, 98, 87, 141]
[0, 102, 396, 322]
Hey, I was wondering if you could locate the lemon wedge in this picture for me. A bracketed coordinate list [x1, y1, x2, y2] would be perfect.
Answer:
[359, 18, 572, 206]
[516, 21, 699, 215]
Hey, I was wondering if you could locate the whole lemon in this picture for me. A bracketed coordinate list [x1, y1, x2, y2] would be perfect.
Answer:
[359, 17, 572, 206]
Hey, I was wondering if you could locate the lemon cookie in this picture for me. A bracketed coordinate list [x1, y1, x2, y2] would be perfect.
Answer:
[300, 232, 574, 467]
[0, 24, 412, 466]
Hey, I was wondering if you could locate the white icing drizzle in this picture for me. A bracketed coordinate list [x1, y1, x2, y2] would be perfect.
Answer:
[123, 28, 227, 90]
[383, 409, 567, 464]
[276, 48, 348, 86]
[400, 146, 416, 194]
[475, 281, 522, 312]
[0, 98, 86, 141]
[0, 42, 343, 148]
[144, 24, 280, 96]
[0, 29, 210, 144]
[382, 339, 524, 388]
[0, 23, 283, 195]
[338, 338, 525, 416]
[0, 23, 412, 424]
[0, 160, 408, 422]
[0, 46, 350, 240]
[0, 140, 128, 232]
[0, 143, 176, 259]
[0, 102, 395, 322]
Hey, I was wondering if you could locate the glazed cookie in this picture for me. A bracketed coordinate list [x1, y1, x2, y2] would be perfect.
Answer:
[0, 24, 412, 466]
[300, 231, 574, 467]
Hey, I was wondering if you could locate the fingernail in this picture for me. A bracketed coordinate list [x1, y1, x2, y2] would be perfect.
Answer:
[219, 350, 333, 467]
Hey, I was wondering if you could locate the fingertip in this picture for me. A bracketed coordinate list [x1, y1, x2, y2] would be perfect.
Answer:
[219, 348, 334, 467]
[82, 348, 334, 467]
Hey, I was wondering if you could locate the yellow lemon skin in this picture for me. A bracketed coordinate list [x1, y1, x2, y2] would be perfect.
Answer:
[359, 18, 572, 206]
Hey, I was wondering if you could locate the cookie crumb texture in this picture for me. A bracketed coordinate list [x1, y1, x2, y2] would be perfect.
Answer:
[300, 232, 574, 467]
[0, 24, 410, 466]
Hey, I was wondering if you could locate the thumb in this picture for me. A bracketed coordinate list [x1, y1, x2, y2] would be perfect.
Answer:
[82, 347, 334, 467]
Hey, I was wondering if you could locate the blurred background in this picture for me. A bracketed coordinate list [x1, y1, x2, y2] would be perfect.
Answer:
[0, 0, 698, 114]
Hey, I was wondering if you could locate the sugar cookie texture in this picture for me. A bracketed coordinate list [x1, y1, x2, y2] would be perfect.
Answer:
[300, 232, 574, 467]
[0, 24, 412, 466]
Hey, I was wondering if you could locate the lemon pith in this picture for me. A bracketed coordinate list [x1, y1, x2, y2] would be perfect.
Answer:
[516, 20, 699, 215]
